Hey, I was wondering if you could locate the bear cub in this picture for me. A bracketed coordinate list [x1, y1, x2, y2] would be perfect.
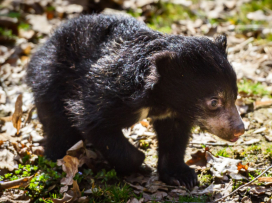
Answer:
[27, 14, 245, 189]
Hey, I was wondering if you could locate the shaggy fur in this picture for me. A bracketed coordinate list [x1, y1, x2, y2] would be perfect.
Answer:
[27, 14, 241, 189]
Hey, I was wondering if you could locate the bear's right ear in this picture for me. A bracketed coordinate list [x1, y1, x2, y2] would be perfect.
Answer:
[153, 51, 177, 75]
[214, 35, 227, 55]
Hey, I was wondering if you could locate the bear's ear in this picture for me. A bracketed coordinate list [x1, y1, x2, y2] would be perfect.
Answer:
[214, 35, 227, 54]
[153, 51, 177, 75]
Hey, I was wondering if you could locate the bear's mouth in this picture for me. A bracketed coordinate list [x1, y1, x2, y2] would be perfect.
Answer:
[229, 137, 239, 142]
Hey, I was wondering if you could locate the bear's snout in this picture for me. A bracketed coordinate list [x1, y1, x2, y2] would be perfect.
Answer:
[233, 123, 245, 137]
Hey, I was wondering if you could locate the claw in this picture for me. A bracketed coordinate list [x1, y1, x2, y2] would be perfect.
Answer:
[194, 178, 197, 186]
[190, 180, 193, 189]
[180, 181, 186, 187]
[172, 179, 180, 186]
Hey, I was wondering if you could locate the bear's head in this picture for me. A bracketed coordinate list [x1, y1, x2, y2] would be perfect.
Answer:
[153, 35, 244, 142]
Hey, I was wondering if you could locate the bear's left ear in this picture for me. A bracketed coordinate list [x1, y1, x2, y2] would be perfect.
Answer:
[153, 51, 177, 75]
[214, 35, 227, 54]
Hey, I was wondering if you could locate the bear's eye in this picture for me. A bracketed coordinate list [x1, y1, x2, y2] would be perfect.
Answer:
[211, 100, 218, 107]
[208, 99, 220, 110]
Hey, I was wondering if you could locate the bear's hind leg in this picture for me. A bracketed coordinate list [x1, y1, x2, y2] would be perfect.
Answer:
[86, 128, 145, 173]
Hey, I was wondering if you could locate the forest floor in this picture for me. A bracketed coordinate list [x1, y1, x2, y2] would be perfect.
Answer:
[1, 0, 272, 202]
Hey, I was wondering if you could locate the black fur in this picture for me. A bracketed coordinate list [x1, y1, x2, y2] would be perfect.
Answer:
[27, 14, 237, 189]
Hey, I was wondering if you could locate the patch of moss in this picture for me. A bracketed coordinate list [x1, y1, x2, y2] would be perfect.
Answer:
[238, 79, 271, 97]
[198, 174, 213, 186]
[214, 147, 233, 158]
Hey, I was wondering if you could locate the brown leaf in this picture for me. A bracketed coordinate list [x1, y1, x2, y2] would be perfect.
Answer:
[0, 116, 12, 122]
[24, 105, 35, 126]
[237, 163, 249, 171]
[12, 94, 23, 135]
[140, 121, 149, 128]
[0, 149, 17, 171]
[85, 149, 97, 159]
[186, 147, 209, 166]
[254, 100, 272, 110]
[126, 182, 145, 191]
[258, 177, 272, 182]
[127, 198, 144, 203]
[46, 11, 54, 20]
[60, 185, 69, 194]
[57, 155, 79, 186]
[67, 140, 85, 158]
[52, 193, 73, 203]
[58, 181, 81, 202]
[21, 43, 32, 55]
[67, 180, 81, 202]
[78, 196, 89, 203]
[70, 180, 81, 200]
[31, 146, 44, 156]
[0, 175, 34, 190]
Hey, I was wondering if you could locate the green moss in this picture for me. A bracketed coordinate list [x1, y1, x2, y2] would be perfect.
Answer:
[198, 174, 213, 185]
[128, 1, 196, 33]
[0, 28, 16, 38]
[238, 79, 271, 97]
[89, 184, 133, 203]
[177, 195, 208, 202]
[19, 23, 31, 31]
[227, 0, 272, 31]
[241, 145, 262, 157]
[147, 2, 196, 33]
[215, 147, 233, 158]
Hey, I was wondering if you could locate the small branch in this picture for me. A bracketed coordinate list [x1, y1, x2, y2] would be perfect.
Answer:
[189, 142, 259, 146]
[214, 165, 272, 202]
[228, 37, 254, 53]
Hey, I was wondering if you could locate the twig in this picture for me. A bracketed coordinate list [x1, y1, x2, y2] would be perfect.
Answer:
[214, 165, 272, 202]
[189, 142, 259, 146]
[228, 37, 254, 53]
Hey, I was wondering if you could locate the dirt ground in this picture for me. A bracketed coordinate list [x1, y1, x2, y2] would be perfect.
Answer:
[1, 0, 272, 202]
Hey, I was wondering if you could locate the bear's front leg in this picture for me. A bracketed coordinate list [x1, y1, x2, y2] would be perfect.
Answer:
[153, 118, 198, 190]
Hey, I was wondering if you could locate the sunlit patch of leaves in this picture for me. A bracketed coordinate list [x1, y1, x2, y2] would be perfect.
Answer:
[238, 79, 271, 97]
[228, 0, 272, 25]
[129, 2, 196, 33]
[147, 2, 196, 33]
[1, 156, 64, 200]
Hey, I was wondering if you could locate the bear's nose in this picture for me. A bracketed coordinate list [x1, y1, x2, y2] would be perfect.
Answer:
[234, 124, 245, 137]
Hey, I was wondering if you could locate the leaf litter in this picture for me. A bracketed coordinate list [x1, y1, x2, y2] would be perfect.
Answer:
[1, 0, 272, 202]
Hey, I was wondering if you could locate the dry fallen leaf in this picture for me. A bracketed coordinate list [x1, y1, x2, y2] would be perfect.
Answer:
[24, 105, 35, 126]
[237, 163, 249, 172]
[254, 100, 272, 109]
[186, 147, 209, 166]
[140, 120, 149, 128]
[258, 177, 272, 182]
[0, 148, 17, 171]
[66, 140, 85, 158]
[52, 193, 73, 203]
[69, 180, 81, 201]
[12, 94, 23, 135]
[0, 175, 34, 190]
[57, 155, 79, 186]
[206, 151, 250, 179]
[0, 116, 12, 122]
[55, 180, 81, 203]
